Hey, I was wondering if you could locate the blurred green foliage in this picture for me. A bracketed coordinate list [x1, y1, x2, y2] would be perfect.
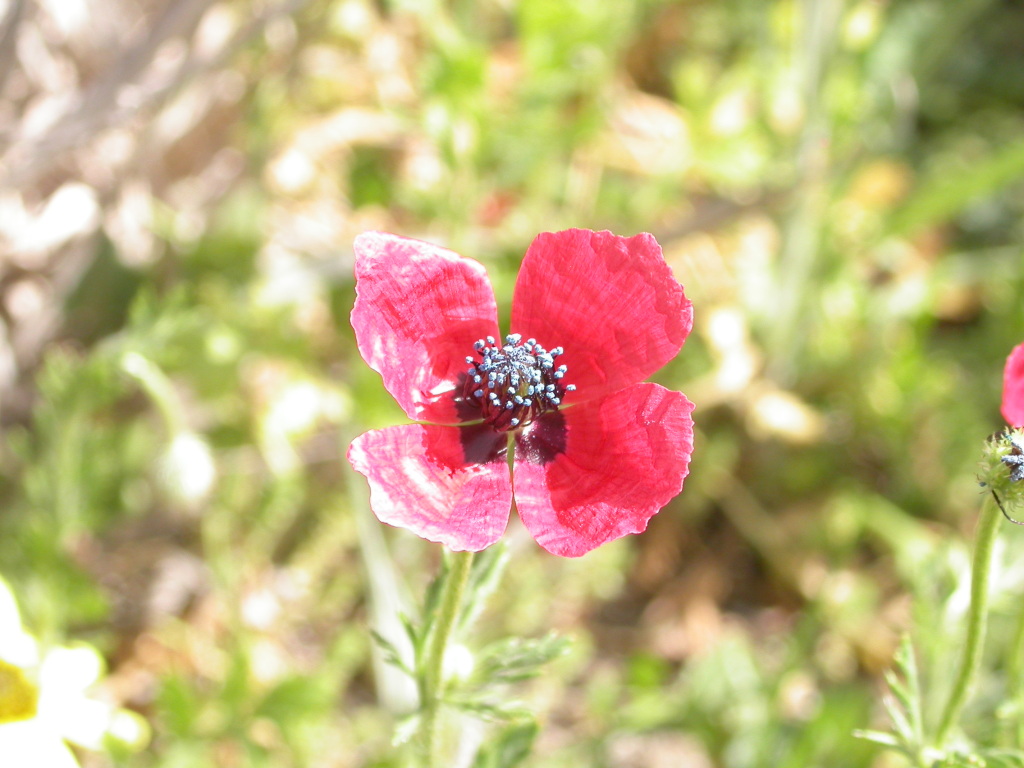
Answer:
[3, 0, 1024, 766]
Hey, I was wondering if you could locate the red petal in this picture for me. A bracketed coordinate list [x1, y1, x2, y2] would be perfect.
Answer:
[348, 423, 511, 551]
[511, 229, 692, 405]
[1003, 342, 1024, 427]
[513, 383, 694, 557]
[352, 232, 500, 423]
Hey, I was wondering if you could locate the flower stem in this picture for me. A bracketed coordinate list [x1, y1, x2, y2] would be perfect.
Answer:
[934, 492, 1002, 747]
[419, 549, 474, 766]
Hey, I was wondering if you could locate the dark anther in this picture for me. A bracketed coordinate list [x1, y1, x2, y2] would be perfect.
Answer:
[1002, 433, 1024, 483]
[461, 334, 575, 432]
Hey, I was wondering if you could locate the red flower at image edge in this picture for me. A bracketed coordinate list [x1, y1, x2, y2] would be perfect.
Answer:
[347, 229, 695, 557]
[1003, 342, 1024, 427]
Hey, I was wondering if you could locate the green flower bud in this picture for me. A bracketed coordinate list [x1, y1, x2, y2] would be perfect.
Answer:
[980, 428, 1024, 522]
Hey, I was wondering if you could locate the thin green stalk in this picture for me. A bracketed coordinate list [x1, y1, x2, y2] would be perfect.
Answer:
[934, 492, 1003, 746]
[419, 549, 475, 766]
[766, 0, 842, 381]
[120, 352, 184, 435]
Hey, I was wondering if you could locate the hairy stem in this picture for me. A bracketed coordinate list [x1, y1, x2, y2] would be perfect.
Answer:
[419, 549, 475, 766]
[934, 492, 1002, 746]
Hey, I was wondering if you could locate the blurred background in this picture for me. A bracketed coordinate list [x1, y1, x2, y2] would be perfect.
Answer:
[2, 0, 1024, 765]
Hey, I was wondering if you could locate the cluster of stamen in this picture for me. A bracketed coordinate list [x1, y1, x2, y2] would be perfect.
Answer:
[462, 334, 575, 432]
[1003, 433, 1024, 482]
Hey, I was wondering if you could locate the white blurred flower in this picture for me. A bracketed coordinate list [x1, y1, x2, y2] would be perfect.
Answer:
[746, 384, 826, 444]
[443, 643, 475, 685]
[259, 377, 349, 475]
[157, 430, 217, 506]
[0, 577, 149, 767]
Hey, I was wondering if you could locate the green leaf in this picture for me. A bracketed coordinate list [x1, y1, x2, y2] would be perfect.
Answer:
[476, 633, 571, 684]
[256, 675, 332, 724]
[978, 748, 1024, 767]
[880, 693, 914, 746]
[852, 729, 903, 749]
[371, 629, 414, 677]
[393, 712, 421, 747]
[470, 721, 539, 768]
[459, 543, 510, 635]
[450, 699, 535, 723]
[887, 137, 1024, 237]
[422, 553, 452, 627]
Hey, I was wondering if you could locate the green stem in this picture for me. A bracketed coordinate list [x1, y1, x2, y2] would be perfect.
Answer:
[419, 549, 475, 766]
[120, 352, 184, 435]
[766, 0, 841, 381]
[934, 492, 1003, 746]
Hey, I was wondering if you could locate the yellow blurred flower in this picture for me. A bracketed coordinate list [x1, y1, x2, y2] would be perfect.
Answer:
[0, 576, 149, 767]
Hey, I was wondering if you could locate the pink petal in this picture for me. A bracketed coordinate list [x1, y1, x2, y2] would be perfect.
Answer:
[511, 229, 692, 406]
[1003, 342, 1024, 427]
[352, 232, 500, 424]
[348, 423, 512, 552]
[513, 383, 694, 557]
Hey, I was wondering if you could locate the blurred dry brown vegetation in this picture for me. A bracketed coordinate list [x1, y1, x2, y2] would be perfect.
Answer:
[3, 0, 1024, 766]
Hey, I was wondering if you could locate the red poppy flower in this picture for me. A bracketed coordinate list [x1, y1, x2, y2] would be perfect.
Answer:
[347, 229, 694, 557]
[1003, 342, 1024, 427]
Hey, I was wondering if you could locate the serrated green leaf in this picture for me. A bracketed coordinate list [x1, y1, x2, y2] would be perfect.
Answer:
[449, 698, 535, 723]
[459, 543, 509, 635]
[477, 633, 571, 683]
[881, 693, 915, 744]
[400, 613, 424, 655]
[893, 636, 924, 740]
[393, 712, 421, 747]
[935, 752, 982, 768]
[852, 729, 904, 749]
[980, 748, 1024, 768]
[370, 629, 414, 676]
[884, 668, 913, 711]
[422, 555, 450, 625]
[471, 720, 539, 768]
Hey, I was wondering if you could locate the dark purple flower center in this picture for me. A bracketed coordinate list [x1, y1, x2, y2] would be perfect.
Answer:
[463, 334, 575, 432]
